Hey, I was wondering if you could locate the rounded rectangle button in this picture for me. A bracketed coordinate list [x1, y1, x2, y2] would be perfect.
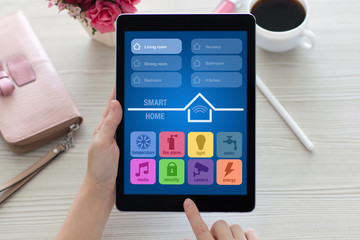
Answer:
[191, 72, 242, 88]
[191, 55, 242, 71]
[131, 72, 182, 88]
[131, 39, 182, 54]
[131, 56, 182, 71]
[191, 38, 242, 54]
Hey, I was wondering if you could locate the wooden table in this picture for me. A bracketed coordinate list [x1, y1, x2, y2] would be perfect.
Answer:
[1, 0, 360, 239]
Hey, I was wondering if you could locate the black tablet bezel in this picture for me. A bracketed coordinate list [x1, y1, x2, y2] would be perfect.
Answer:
[116, 14, 255, 212]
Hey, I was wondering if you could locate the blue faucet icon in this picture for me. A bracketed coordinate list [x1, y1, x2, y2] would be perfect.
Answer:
[223, 136, 237, 150]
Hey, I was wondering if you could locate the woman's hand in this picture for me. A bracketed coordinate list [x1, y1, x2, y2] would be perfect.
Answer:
[184, 198, 259, 240]
[56, 86, 123, 240]
[86, 86, 123, 195]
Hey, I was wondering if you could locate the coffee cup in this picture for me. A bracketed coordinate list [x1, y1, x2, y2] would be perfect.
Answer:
[247, 0, 316, 52]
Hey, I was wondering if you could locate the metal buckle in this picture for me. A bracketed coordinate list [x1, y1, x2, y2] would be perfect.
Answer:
[61, 123, 80, 149]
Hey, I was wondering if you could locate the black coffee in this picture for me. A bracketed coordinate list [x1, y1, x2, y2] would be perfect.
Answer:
[251, 0, 306, 32]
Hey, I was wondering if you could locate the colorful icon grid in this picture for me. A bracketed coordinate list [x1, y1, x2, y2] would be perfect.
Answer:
[130, 131, 243, 185]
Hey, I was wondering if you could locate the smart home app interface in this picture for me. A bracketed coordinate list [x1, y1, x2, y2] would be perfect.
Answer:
[123, 31, 247, 195]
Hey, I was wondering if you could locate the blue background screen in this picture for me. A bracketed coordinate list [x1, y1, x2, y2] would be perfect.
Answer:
[123, 31, 247, 195]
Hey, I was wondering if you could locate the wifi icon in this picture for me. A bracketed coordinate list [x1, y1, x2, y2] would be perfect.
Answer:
[192, 105, 208, 114]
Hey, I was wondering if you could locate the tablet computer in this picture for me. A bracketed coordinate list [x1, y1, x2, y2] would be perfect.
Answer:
[116, 14, 255, 212]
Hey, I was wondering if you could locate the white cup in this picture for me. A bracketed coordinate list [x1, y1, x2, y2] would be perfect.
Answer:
[246, 0, 316, 52]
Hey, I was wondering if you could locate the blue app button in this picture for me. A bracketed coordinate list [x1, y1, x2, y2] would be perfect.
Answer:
[131, 39, 182, 54]
[191, 72, 242, 88]
[191, 38, 242, 54]
[131, 56, 182, 71]
[191, 55, 242, 71]
[130, 131, 156, 157]
[131, 72, 182, 88]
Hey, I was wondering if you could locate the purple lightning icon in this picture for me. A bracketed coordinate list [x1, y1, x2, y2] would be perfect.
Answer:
[224, 162, 234, 177]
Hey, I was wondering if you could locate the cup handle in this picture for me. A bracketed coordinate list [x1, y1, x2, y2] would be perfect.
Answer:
[298, 29, 317, 50]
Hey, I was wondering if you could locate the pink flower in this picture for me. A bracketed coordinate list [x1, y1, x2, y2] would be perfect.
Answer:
[86, 0, 122, 33]
[46, 0, 53, 8]
[79, 0, 92, 10]
[63, 0, 92, 10]
[68, 6, 82, 17]
[121, 0, 141, 5]
[118, 0, 138, 13]
[63, 0, 78, 4]
[120, 1, 137, 13]
[57, 2, 66, 11]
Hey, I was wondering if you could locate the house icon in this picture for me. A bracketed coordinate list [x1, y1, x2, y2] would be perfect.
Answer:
[185, 94, 213, 123]
[133, 59, 141, 67]
[133, 76, 141, 84]
[133, 43, 141, 51]
[193, 60, 201, 67]
[193, 43, 201, 51]
[193, 76, 201, 84]
[127, 93, 244, 123]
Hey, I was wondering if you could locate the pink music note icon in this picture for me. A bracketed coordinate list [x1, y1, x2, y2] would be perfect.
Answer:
[135, 162, 149, 176]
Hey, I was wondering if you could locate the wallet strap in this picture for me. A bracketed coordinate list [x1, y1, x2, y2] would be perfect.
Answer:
[0, 144, 65, 203]
[0, 123, 79, 204]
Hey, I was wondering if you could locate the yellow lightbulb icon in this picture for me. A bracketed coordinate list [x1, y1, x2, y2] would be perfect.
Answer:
[188, 132, 213, 158]
[196, 135, 206, 150]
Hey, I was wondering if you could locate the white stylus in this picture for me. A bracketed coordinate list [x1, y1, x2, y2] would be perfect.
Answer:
[256, 75, 314, 151]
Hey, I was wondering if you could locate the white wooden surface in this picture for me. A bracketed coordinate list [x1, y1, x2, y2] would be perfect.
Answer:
[1, 0, 360, 239]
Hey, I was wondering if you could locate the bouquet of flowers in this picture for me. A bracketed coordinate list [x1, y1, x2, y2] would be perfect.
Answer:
[47, 0, 140, 34]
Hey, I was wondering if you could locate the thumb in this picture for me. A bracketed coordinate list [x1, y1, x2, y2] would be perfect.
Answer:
[99, 100, 123, 143]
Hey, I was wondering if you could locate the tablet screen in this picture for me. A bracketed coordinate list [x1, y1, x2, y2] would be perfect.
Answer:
[123, 30, 248, 196]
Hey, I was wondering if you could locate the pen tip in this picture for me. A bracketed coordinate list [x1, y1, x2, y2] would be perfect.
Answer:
[306, 143, 314, 152]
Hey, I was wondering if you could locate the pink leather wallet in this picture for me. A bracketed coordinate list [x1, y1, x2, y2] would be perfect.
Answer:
[0, 11, 82, 153]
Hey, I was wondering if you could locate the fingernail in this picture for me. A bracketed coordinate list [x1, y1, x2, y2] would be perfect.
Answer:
[184, 198, 194, 208]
